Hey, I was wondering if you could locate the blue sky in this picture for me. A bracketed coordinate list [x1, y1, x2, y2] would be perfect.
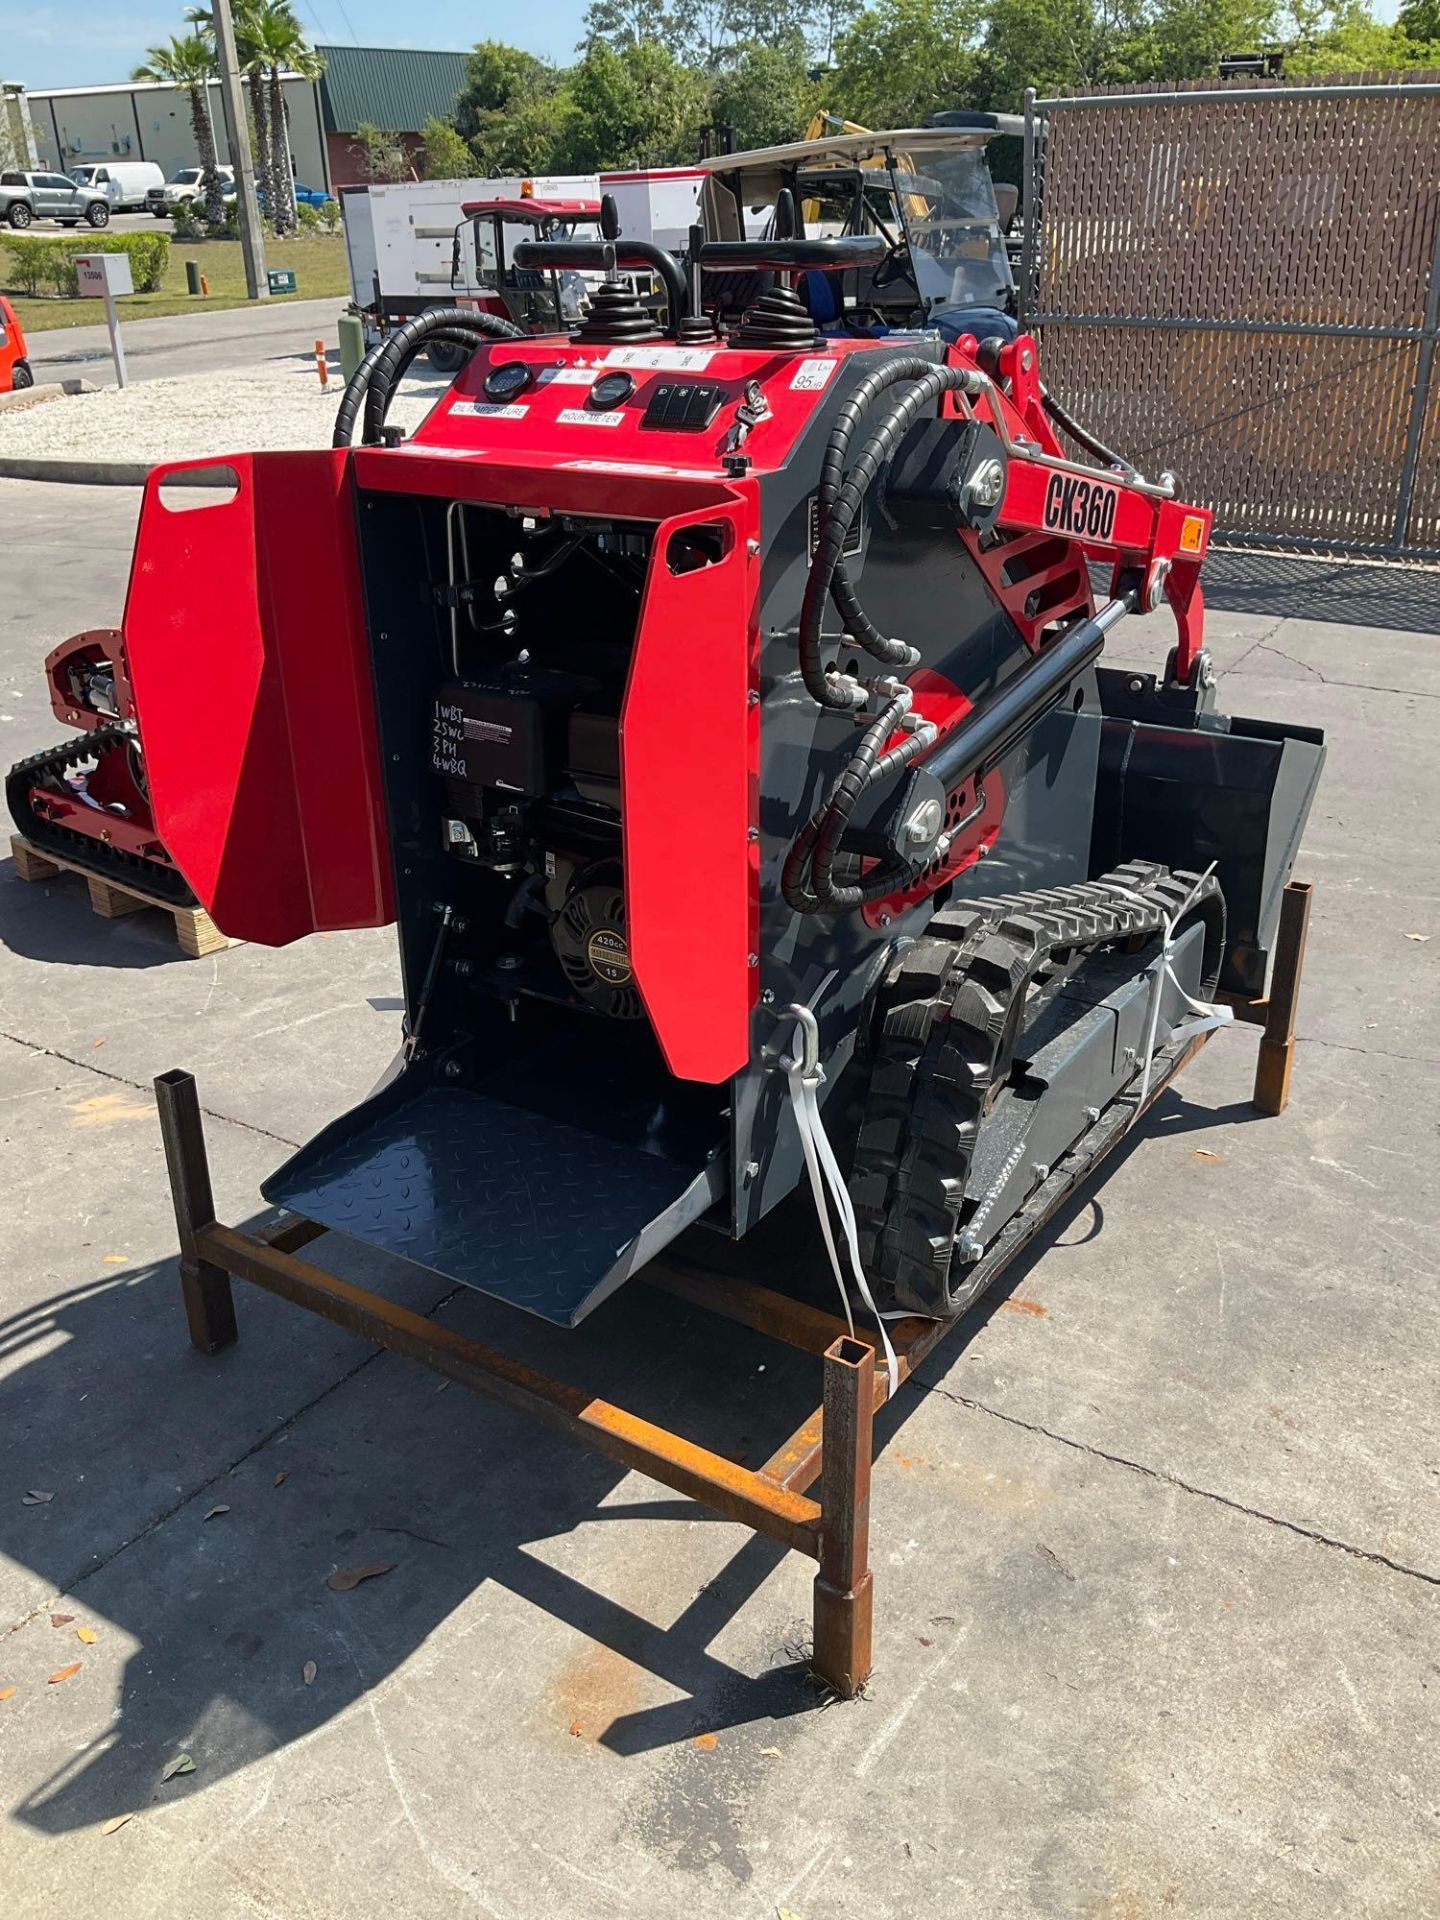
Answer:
[0, 0, 1404, 94]
[0, 1, 591, 91]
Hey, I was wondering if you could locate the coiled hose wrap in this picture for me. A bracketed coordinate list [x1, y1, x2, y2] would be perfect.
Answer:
[784, 359, 977, 913]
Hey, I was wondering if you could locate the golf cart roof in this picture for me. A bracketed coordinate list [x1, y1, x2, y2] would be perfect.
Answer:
[460, 196, 601, 222]
[695, 121, 1023, 185]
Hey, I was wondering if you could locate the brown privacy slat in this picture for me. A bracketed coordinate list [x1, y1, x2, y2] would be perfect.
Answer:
[1030, 76, 1440, 555]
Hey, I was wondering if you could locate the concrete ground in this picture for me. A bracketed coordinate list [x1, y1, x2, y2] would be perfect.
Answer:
[0, 480, 1436, 1918]
[22, 295, 346, 387]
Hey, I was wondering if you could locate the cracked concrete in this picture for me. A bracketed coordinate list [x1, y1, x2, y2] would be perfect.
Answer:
[1, 490, 1437, 1917]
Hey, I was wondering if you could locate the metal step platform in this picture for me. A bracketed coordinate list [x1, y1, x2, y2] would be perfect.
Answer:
[262, 1079, 726, 1327]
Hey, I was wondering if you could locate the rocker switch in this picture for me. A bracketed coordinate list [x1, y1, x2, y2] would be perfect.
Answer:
[641, 382, 725, 431]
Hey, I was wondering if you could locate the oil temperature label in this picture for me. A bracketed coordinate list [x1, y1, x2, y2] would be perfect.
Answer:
[450, 399, 528, 419]
[790, 357, 838, 391]
[557, 407, 624, 427]
[1042, 472, 1119, 540]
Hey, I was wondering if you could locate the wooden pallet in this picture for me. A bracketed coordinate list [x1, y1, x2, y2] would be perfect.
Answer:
[9, 835, 236, 958]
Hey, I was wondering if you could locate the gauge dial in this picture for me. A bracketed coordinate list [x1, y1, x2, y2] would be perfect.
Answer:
[483, 361, 532, 402]
[587, 370, 635, 410]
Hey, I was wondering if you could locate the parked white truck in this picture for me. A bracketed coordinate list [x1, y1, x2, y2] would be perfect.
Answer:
[69, 161, 164, 211]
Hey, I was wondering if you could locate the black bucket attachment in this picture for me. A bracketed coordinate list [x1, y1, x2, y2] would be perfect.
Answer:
[1092, 667, 1325, 995]
[262, 1058, 726, 1327]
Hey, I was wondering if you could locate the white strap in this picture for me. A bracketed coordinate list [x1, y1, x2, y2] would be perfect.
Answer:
[1128, 867, 1232, 1114]
[785, 1007, 899, 1401]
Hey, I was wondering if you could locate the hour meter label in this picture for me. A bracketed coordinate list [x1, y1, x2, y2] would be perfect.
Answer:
[790, 357, 838, 391]
[1042, 472, 1119, 540]
[604, 345, 716, 371]
[557, 407, 624, 427]
[450, 400, 528, 419]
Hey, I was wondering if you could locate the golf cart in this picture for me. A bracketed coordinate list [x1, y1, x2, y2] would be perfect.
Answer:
[694, 117, 1021, 343]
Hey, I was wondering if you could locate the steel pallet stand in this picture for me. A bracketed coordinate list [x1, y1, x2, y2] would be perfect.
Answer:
[154, 882, 1312, 1700]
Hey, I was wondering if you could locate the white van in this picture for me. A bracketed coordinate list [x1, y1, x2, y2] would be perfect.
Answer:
[70, 162, 165, 212]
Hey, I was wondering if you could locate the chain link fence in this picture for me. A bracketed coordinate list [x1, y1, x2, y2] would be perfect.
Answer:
[1019, 77, 1440, 560]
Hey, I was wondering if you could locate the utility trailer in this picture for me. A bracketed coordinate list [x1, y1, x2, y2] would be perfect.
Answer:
[341, 170, 709, 365]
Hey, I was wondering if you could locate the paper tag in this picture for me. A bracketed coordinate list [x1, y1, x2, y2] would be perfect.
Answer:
[449, 400, 528, 419]
[790, 357, 838, 391]
[557, 408, 624, 427]
[605, 345, 716, 372]
[537, 365, 598, 386]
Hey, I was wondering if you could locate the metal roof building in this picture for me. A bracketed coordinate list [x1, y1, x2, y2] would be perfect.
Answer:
[317, 46, 470, 138]
[25, 43, 473, 191]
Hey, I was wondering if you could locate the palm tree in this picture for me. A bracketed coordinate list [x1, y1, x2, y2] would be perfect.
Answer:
[214, 1, 325, 234]
[259, 8, 325, 235]
[133, 34, 225, 225]
[187, 3, 274, 228]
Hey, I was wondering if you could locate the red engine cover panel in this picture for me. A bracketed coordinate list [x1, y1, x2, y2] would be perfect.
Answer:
[122, 453, 393, 944]
[622, 500, 758, 1084]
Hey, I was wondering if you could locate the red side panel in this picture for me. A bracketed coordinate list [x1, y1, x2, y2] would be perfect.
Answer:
[622, 500, 757, 1084]
[122, 453, 393, 944]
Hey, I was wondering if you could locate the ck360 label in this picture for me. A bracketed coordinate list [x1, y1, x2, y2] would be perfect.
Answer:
[1042, 471, 1119, 541]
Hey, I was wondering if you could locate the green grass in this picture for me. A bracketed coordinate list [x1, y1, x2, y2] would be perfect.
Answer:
[2, 232, 351, 331]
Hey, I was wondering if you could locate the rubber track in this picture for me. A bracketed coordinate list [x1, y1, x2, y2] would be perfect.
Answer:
[849, 861, 1225, 1317]
[5, 726, 198, 907]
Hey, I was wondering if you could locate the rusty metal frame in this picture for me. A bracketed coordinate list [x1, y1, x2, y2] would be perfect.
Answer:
[152, 881, 1311, 1701]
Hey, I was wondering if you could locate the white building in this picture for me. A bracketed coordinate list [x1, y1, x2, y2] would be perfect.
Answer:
[26, 74, 329, 191]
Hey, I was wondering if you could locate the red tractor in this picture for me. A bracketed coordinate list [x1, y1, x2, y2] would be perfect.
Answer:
[16, 193, 1323, 1687]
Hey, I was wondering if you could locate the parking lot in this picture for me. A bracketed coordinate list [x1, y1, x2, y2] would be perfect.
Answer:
[0, 469, 1435, 1915]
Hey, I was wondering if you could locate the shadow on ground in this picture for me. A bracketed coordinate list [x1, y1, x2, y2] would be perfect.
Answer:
[3, 1078, 1231, 1836]
[0, 862, 194, 971]
[1202, 550, 1440, 633]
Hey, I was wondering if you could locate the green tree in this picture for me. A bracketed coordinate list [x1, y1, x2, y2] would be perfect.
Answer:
[562, 39, 708, 168]
[470, 91, 577, 174]
[257, 7, 324, 234]
[975, 0, 1148, 109]
[582, 0, 676, 49]
[829, 0, 985, 126]
[351, 121, 411, 183]
[1142, 0, 1283, 79]
[188, 3, 277, 233]
[454, 40, 552, 141]
[133, 33, 226, 224]
[711, 41, 818, 147]
[1285, 0, 1440, 70]
[1399, 0, 1440, 37]
[421, 116, 475, 179]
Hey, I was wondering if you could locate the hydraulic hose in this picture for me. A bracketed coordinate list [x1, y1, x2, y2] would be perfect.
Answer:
[1039, 383, 1134, 474]
[781, 688, 940, 914]
[332, 306, 526, 450]
[361, 306, 527, 448]
[800, 362, 978, 708]
[332, 336, 388, 449]
[781, 356, 988, 913]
